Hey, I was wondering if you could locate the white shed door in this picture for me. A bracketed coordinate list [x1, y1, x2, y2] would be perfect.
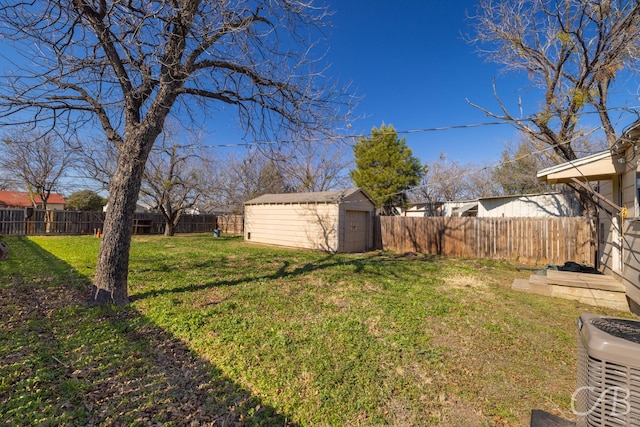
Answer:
[344, 210, 368, 253]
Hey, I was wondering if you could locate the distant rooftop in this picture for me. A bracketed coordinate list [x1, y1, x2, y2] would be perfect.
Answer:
[0, 190, 66, 208]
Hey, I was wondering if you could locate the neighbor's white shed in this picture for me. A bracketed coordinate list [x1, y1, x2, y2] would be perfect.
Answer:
[478, 192, 582, 217]
[243, 188, 375, 252]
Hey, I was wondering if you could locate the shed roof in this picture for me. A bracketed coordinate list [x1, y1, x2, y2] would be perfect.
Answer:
[244, 188, 372, 205]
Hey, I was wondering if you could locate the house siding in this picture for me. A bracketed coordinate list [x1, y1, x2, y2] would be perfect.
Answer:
[44, 203, 65, 211]
[622, 164, 640, 308]
[597, 180, 617, 277]
[623, 220, 640, 307]
[623, 167, 637, 217]
[598, 159, 640, 310]
[537, 132, 640, 313]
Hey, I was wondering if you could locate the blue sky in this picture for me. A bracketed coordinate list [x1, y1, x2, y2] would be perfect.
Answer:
[323, 0, 520, 165]
[319, 0, 640, 165]
[3, 1, 639, 170]
[202, 1, 523, 165]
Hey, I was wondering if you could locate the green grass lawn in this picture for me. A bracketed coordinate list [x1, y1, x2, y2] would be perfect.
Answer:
[0, 234, 632, 426]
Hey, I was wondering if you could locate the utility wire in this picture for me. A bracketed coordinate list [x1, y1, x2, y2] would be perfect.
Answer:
[192, 120, 515, 149]
[194, 105, 640, 149]
[3, 110, 639, 203]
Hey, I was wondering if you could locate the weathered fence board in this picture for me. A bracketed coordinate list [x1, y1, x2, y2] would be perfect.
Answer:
[217, 214, 243, 234]
[0, 209, 26, 235]
[377, 216, 594, 266]
[0, 209, 243, 237]
[47, 210, 106, 234]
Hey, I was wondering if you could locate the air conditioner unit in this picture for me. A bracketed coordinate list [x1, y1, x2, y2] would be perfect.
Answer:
[576, 313, 640, 426]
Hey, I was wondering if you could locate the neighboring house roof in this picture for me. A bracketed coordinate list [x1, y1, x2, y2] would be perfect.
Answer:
[0, 190, 66, 208]
[537, 150, 624, 184]
[438, 192, 581, 217]
[452, 202, 479, 216]
[244, 188, 373, 205]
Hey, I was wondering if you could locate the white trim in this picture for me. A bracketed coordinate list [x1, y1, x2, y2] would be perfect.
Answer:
[537, 150, 624, 184]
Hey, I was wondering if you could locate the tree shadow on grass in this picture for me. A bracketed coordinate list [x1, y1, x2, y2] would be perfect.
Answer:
[131, 250, 439, 302]
[132, 256, 351, 301]
[0, 237, 297, 426]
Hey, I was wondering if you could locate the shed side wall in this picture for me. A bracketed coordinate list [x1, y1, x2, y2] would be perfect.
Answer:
[244, 203, 339, 251]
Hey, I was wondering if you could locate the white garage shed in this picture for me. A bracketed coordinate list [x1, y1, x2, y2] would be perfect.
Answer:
[243, 188, 375, 253]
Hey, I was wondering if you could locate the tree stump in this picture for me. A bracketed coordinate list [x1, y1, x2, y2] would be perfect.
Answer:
[0, 241, 9, 261]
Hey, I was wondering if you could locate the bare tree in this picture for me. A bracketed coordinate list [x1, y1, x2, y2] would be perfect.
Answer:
[75, 136, 120, 194]
[412, 156, 477, 209]
[411, 155, 503, 212]
[210, 137, 351, 213]
[140, 130, 208, 236]
[211, 151, 291, 214]
[466, 165, 502, 199]
[493, 140, 553, 196]
[469, 0, 640, 210]
[260, 138, 352, 192]
[0, 1, 351, 304]
[0, 130, 75, 210]
[0, 173, 10, 191]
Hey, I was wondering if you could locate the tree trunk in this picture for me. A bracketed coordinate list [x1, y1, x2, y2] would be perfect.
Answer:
[90, 142, 150, 305]
[164, 220, 175, 237]
[161, 207, 175, 236]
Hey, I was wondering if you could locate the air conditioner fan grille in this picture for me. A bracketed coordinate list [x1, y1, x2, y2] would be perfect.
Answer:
[591, 318, 640, 344]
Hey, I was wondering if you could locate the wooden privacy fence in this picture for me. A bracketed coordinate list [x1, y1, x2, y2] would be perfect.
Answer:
[377, 216, 595, 266]
[0, 209, 99, 235]
[1, 208, 593, 265]
[216, 214, 243, 235]
[0, 208, 244, 236]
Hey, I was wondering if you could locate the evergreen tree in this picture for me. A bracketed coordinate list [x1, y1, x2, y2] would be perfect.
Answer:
[350, 124, 425, 215]
[66, 190, 107, 211]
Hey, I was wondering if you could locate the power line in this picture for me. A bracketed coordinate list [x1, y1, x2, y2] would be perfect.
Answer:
[3, 109, 639, 200]
[373, 126, 606, 203]
[193, 120, 516, 149]
[195, 105, 640, 149]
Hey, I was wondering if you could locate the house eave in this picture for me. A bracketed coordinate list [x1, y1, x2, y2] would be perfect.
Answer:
[536, 150, 625, 184]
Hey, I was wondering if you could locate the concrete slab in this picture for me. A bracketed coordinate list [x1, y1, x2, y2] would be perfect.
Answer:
[545, 270, 625, 292]
[511, 275, 629, 312]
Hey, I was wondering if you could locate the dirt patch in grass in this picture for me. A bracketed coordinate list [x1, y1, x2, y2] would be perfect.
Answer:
[443, 273, 490, 290]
